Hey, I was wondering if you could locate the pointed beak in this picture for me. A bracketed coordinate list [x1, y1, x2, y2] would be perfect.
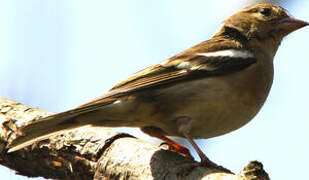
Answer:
[277, 16, 308, 35]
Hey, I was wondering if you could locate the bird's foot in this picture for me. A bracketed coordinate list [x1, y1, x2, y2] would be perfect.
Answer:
[160, 142, 194, 160]
[199, 157, 233, 174]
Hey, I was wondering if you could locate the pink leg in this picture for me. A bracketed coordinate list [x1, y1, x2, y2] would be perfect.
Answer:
[141, 126, 193, 159]
[183, 132, 232, 173]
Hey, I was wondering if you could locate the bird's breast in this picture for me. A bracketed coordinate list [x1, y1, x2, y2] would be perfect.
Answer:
[152, 61, 274, 138]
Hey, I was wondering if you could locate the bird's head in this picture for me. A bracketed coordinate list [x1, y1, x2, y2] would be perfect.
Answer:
[214, 4, 308, 56]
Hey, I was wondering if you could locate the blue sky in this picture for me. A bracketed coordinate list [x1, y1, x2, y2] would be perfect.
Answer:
[1, 1, 308, 179]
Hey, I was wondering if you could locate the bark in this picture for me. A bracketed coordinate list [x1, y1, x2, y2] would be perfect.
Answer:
[0, 97, 269, 180]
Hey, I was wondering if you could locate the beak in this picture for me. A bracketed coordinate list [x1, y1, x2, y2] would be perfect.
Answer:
[277, 16, 308, 35]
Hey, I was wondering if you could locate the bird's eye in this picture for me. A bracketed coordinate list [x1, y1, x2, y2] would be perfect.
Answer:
[259, 8, 272, 16]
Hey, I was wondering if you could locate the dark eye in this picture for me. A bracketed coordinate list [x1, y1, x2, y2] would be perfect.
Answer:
[259, 8, 272, 16]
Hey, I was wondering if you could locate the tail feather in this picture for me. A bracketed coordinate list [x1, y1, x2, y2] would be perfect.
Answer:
[8, 122, 88, 153]
[8, 99, 115, 152]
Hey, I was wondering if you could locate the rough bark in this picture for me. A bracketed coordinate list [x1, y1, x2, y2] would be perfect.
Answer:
[0, 97, 269, 180]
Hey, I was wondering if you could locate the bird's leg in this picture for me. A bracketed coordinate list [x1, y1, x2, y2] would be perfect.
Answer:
[176, 116, 213, 165]
[176, 116, 232, 173]
[157, 135, 193, 159]
[182, 132, 214, 166]
[183, 132, 232, 173]
[141, 126, 193, 159]
[182, 132, 210, 164]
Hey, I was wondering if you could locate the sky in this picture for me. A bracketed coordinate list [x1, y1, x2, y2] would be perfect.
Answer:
[1, 1, 308, 179]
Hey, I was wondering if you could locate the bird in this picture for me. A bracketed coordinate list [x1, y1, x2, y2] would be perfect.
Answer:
[8, 3, 308, 170]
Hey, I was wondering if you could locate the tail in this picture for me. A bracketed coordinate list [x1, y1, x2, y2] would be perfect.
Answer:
[8, 99, 115, 152]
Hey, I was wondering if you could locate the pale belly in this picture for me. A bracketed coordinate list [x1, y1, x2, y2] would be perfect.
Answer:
[151, 77, 268, 138]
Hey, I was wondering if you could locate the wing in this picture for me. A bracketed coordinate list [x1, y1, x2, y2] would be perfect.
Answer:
[81, 39, 256, 107]
[109, 53, 255, 94]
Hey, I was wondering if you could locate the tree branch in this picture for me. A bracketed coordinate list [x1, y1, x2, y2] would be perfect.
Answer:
[0, 97, 269, 180]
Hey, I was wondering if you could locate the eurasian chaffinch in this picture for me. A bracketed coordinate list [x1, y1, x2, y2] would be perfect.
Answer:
[8, 3, 308, 170]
